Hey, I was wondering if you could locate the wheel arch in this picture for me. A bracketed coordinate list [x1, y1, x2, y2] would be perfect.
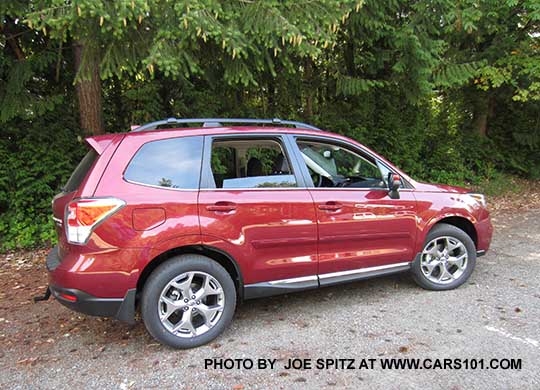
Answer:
[427, 215, 478, 248]
[136, 245, 244, 301]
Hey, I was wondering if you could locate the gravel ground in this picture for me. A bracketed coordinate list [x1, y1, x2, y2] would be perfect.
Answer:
[1, 209, 539, 389]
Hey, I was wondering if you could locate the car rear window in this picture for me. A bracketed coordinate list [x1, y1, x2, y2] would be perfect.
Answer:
[124, 136, 203, 189]
[64, 149, 98, 193]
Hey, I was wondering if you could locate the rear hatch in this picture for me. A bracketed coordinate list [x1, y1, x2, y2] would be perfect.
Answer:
[51, 136, 117, 258]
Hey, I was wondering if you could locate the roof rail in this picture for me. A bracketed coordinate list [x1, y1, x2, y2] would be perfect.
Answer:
[131, 117, 320, 132]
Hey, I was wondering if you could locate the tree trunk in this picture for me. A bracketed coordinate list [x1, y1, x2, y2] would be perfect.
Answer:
[304, 59, 313, 119]
[344, 38, 355, 77]
[471, 93, 491, 137]
[473, 109, 488, 137]
[74, 42, 104, 136]
[267, 77, 276, 117]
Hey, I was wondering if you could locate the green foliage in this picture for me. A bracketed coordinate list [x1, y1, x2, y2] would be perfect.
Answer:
[432, 61, 485, 88]
[0, 112, 84, 249]
[27, 0, 361, 84]
[336, 76, 388, 95]
[444, 0, 540, 102]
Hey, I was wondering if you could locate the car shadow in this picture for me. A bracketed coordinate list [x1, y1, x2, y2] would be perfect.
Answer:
[236, 272, 417, 317]
[34, 271, 417, 352]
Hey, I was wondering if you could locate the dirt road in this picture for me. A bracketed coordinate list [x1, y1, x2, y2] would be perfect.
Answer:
[1, 209, 539, 389]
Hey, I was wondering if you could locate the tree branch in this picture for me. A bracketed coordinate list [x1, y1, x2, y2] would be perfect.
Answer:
[0, 24, 25, 60]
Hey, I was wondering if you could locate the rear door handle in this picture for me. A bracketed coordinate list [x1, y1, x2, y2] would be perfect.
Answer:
[318, 201, 342, 211]
[206, 202, 237, 213]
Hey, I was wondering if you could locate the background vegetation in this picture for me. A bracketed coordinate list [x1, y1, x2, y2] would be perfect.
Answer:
[1, 0, 539, 249]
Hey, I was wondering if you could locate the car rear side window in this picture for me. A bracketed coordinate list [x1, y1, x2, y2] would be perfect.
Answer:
[64, 149, 98, 193]
[209, 138, 297, 189]
[124, 136, 203, 189]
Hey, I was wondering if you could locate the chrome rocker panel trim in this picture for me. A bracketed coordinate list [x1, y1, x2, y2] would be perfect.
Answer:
[243, 262, 411, 300]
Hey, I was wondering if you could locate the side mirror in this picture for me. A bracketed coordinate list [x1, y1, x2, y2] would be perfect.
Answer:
[388, 173, 401, 199]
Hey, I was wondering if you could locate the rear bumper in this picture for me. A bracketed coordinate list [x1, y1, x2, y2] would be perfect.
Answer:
[46, 245, 137, 323]
[50, 285, 135, 319]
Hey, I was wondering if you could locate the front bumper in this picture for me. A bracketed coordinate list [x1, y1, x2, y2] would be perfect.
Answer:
[476, 216, 494, 253]
[45, 245, 137, 324]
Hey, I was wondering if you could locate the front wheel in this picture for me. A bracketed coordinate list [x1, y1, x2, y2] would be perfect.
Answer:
[411, 223, 476, 290]
[141, 254, 236, 348]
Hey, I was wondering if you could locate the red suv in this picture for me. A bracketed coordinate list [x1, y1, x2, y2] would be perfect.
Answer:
[43, 118, 493, 348]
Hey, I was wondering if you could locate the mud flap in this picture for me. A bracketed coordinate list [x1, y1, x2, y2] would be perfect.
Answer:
[33, 286, 51, 302]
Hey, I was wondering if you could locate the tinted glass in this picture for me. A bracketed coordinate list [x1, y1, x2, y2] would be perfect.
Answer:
[64, 149, 98, 192]
[125, 136, 203, 189]
[210, 139, 296, 188]
[298, 140, 385, 188]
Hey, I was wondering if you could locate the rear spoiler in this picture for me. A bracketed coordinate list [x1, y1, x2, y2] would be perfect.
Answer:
[85, 134, 121, 155]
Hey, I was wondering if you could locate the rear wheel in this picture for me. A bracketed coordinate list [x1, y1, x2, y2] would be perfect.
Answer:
[411, 223, 476, 290]
[141, 254, 236, 348]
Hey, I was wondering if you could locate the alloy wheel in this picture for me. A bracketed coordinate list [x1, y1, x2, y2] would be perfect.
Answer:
[158, 271, 225, 338]
[420, 236, 468, 285]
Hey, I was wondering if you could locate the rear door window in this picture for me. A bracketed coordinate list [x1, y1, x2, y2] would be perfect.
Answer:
[124, 136, 203, 189]
[209, 138, 297, 189]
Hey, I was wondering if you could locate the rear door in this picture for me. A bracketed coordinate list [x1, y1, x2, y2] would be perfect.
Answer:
[289, 136, 417, 284]
[198, 134, 318, 291]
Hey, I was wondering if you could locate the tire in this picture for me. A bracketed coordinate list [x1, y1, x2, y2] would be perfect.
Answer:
[411, 223, 476, 291]
[141, 254, 236, 349]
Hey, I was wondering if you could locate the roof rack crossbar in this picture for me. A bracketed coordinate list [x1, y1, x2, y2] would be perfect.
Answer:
[131, 118, 320, 132]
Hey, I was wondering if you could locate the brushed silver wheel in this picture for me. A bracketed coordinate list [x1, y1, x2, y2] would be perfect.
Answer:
[420, 236, 468, 285]
[158, 271, 225, 338]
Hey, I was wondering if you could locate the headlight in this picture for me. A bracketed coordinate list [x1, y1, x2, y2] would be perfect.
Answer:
[468, 193, 487, 208]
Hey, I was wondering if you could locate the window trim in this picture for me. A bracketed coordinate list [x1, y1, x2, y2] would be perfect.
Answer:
[122, 135, 205, 192]
[288, 134, 414, 191]
[200, 134, 308, 190]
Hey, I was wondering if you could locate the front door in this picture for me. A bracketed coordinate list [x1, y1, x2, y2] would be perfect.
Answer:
[198, 135, 318, 293]
[290, 137, 417, 284]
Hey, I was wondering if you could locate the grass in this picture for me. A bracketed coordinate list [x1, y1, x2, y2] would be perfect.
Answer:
[472, 174, 540, 212]
[473, 172, 531, 197]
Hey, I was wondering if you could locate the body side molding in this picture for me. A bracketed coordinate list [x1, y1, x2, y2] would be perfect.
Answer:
[318, 262, 411, 287]
[243, 262, 411, 300]
[243, 275, 318, 299]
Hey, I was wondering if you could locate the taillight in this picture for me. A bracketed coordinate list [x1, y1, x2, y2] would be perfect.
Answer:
[65, 198, 125, 244]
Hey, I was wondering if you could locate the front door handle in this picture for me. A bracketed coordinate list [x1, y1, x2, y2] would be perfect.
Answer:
[318, 201, 342, 211]
[206, 202, 237, 213]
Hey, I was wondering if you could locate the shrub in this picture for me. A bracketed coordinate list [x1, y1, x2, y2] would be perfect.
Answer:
[0, 112, 84, 250]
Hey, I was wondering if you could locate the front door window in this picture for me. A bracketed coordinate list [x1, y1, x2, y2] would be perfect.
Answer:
[297, 140, 386, 189]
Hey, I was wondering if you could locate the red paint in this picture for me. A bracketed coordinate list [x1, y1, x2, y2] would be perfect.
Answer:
[49, 125, 493, 299]
[132, 208, 166, 231]
[199, 189, 318, 284]
[312, 189, 418, 274]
